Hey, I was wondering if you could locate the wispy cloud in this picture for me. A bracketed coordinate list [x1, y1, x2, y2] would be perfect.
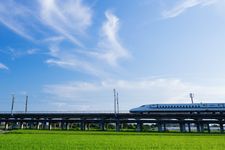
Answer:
[45, 42, 108, 77]
[0, 0, 92, 45]
[43, 78, 225, 110]
[0, 0, 37, 41]
[162, 0, 218, 18]
[90, 11, 130, 66]
[45, 10, 130, 77]
[39, 0, 92, 46]
[0, 1, 130, 77]
[0, 63, 8, 70]
[0, 47, 40, 60]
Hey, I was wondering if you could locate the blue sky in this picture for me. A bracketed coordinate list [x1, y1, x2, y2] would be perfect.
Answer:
[1, 0, 225, 112]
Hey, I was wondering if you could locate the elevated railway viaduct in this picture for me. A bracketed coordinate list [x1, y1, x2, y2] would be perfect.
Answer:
[0, 111, 225, 132]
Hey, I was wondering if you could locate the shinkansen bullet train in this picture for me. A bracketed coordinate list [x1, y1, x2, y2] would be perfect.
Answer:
[129, 103, 225, 113]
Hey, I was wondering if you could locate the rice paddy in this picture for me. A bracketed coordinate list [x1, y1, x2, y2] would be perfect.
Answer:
[0, 130, 225, 150]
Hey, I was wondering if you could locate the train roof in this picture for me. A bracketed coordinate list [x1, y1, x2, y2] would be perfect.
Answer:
[142, 103, 225, 106]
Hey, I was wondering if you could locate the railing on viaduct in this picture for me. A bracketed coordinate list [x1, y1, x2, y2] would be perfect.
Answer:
[0, 111, 225, 133]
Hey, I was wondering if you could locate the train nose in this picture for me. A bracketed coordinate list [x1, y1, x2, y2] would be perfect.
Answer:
[129, 108, 135, 113]
[129, 107, 140, 113]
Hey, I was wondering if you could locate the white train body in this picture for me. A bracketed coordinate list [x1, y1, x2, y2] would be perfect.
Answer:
[130, 103, 225, 113]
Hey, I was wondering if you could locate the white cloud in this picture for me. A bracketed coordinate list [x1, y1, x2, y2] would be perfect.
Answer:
[45, 10, 131, 77]
[0, 63, 9, 70]
[39, 0, 92, 46]
[1, 47, 40, 59]
[162, 0, 218, 18]
[0, 0, 37, 41]
[43, 78, 225, 111]
[0, 1, 130, 77]
[0, 0, 92, 46]
[27, 49, 39, 55]
[45, 45, 105, 76]
[92, 11, 130, 66]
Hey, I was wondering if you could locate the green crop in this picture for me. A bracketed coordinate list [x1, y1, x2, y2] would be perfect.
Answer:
[0, 130, 224, 150]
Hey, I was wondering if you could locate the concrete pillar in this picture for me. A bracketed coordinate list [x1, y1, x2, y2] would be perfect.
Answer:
[99, 121, 105, 131]
[36, 122, 40, 130]
[136, 122, 143, 132]
[157, 122, 163, 132]
[188, 123, 191, 132]
[207, 124, 210, 133]
[28, 122, 32, 129]
[80, 121, 85, 131]
[4, 122, 9, 130]
[196, 123, 200, 132]
[61, 121, 64, 130]
[116, 121, 120, 132]
[200, 123, 205, 132]
[163, 123, 166, 131]
[220, 123, 224, 133]
[43, 121, 48, 130]
[20, 122, 24, 129]
[11, 122, 15, 129]
[66, 123, 70, 130]
[86, 123, 90, 130]
[48, 122, 52, 130]
[180, 123, 186, 132]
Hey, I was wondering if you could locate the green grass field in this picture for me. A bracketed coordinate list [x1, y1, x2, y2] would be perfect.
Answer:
[0, 130, 225, 150]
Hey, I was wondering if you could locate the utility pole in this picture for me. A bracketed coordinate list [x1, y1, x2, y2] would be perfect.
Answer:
[113, 89, 117, 116]
[116, 92, 119, 114]
[11, 94, 15, 115]
[25, 95, 28, 113]
[190, 93, 194, 104]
